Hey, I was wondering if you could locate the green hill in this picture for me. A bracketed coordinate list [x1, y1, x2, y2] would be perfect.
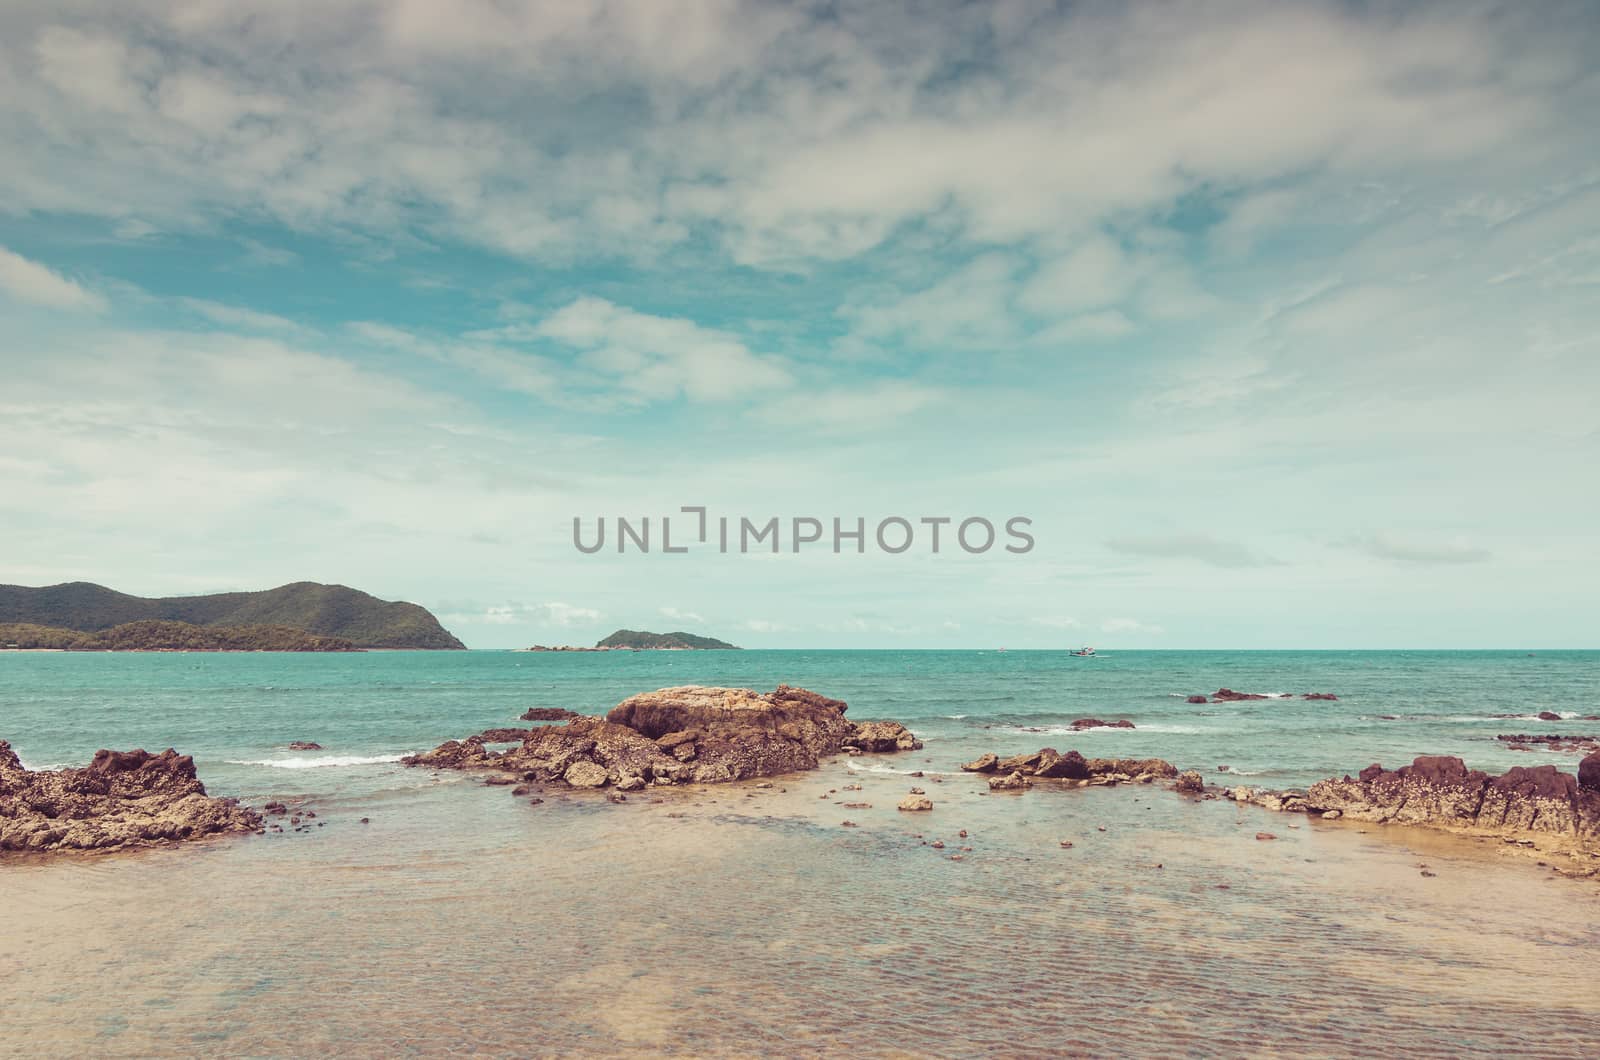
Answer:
[0, 581, 465, 650]
[0, 620, 358, 652]
[595, 629, 740, 650]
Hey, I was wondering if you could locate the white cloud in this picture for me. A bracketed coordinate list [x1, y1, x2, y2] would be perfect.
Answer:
[1106, 534, 1277, 569]
[1349, 533, 1491, 566]
[0, 246, 106, 312]
[660, 606, 705, 625]
[535, 297, 792, 403]
[177, 298, 306, 334]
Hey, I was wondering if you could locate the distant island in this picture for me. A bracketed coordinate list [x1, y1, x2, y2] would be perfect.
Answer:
[528, 629, 741, 652]
[0, 581, 464, 650]
[0, 620, 358, 652]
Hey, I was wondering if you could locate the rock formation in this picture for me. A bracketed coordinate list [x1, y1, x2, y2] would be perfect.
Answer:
[1227, 755, 1600, 852]
[1068, 718, 1135, 730]
[405, 685, 919, 789]
[961, 746, 1177, 787]
[0, 741, 261, 853]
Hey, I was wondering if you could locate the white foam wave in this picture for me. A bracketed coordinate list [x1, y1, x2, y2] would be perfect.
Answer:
[993, 723, 1203, 736]
[845, 761, 932, 776]
[226, 754, 406, 769]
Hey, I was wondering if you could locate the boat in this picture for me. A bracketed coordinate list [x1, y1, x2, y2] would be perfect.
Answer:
[1069, 647, 1097, 657]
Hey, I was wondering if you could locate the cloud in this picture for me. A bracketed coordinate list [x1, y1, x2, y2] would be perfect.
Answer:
[1349, 533, 1491, 565]
[1033, 616, 1081, 630]
[1105, 533, 1277, 569]
[5, 1, 1580, 270]
[1101, 617, 1165, 635]
[536, 297, 792, 403]
[660, 606, 705, 625]
[177, 298, 306, 334]
[0, 246, 106, 312]
[448, 602, 601, 627]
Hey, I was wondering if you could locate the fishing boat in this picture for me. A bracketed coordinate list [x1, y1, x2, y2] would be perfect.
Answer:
[1069, 646, 1097, 657]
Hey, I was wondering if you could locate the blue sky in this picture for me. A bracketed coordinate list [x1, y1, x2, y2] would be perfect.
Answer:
[2, 0, 1598, 649]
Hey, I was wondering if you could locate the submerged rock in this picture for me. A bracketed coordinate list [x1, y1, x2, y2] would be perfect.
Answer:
[405, 685, 919, 790]
[961, 753, 999, 773]
[287, 741, 322, 751]
[0, 741, 260, 854]
[1069, 718, 1135, 730]
[987, 771, 1032, 791]
[520, 707, 583, 722]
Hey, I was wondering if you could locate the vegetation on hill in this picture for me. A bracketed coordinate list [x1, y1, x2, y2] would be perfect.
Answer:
[594, 629, 740, 650]
[0, 581, 464, 649]
[0, 620, 359, 652]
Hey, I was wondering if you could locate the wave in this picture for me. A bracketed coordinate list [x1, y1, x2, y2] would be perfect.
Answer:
[845, 761, 936, 776]
[989, 723, 1206, 736]
[225, 754, 407, 769]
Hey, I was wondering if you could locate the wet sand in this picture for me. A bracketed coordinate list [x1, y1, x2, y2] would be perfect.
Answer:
[4, 755, 1599, 1057]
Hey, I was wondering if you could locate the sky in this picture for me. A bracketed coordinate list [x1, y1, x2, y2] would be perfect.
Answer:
[1, 0, 1598, 650]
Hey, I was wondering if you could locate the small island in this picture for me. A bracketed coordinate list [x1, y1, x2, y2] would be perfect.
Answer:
[527, 629, 741, 652]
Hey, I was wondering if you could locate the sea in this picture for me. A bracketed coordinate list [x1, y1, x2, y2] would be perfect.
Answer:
[3, 649, 1599, 1056]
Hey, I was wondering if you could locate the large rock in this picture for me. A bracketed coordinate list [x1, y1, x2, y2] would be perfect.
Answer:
[844, 720, 923, 753]
[406, 685, 918, 789]
[1304, 755, 1598, 845]
[0, 741, 260, 854]
[988, 771, 1032, 791]
[1581, 751, 1600, 794]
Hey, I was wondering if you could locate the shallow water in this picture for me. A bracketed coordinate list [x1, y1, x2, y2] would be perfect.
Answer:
[3, 651, 1599, 1056]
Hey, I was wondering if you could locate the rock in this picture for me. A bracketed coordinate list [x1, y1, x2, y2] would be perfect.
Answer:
[407, 684, 918, 791]
[844, 720, 924, 752]
[1303, 693, 1339, 701]
[898, 794, 933, 811]
[474, 728, 532, 743]
[520, 707, 583, 722]
[1035, 749, 1090, 780]
[655, 729, 703, 750]
[1255, 832, 1277, 841]
[615, 775, 647, 792]
[1186, 695, 1208, 704]
[1213, 688, 1269, 702]
[287, 741, 322, 751]
[563, 761, 610, 788]
[1580, 752, 1600, 793]
[1538, 711, 1562, 721]
[1321, 810, 1342, 820]
[1175, 770, 1205, 794]
[1302, 754, 1600, 846]
[511, 785, 531, 796]
[484, 775, 517, 786]
[961, 753, 999, 773]
[0, 742, 260, 854]
[908, 787, 925, 795]
[1068, 718, 1135, 730]
[987, 771, 1031, 792]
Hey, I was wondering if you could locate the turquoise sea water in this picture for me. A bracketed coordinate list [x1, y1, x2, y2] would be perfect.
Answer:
[4, 650, 1599, 1056]
[3, 649, 1597, 801]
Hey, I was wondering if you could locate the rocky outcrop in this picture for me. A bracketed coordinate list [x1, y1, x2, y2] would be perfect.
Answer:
[1498, 734, 1600, 754]
[520, 707, 583, 722]
[1212, 688, 1269, 702]
[1580, 752, 1600, 794]
[898, 794, 933, 811]
[843, 721, 923, 752]
[1068, 718, 1134, 730]
[0, 741, 260, 854]
[963, 747, 1178, 788]
[405, 685, 919, 790]
[1229, 755, 1600, 850]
